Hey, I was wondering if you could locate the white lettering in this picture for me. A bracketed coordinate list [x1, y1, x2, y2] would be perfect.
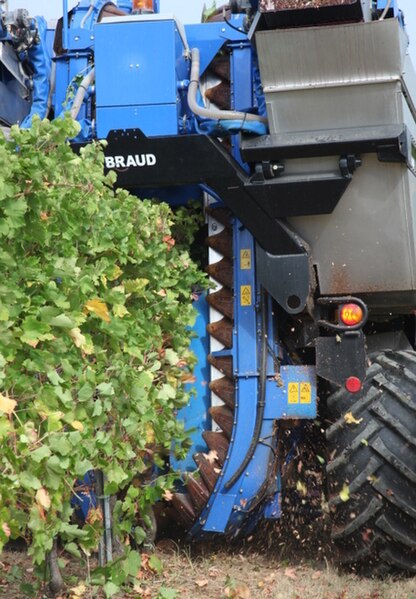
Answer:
[115, 156, 126, 168]
[105, 154, 158, 169]
[126, 155, 137, 167]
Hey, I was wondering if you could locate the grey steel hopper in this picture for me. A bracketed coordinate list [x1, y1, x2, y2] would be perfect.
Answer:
[254, 18, 416, 310]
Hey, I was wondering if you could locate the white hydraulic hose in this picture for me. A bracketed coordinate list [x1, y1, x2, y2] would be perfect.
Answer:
[70, 67, 95, 120]
[187, 47, 268, 124]
[379, 0, 392, 20]
[80, 1, 95, 28]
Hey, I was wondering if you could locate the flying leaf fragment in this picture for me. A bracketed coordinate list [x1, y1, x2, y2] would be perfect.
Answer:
[84, 298, 111, 323]
[195, 579, 208, 588]
[36, 488, 51, 510]
[339, 483, 350, 502]
[344, 412, 363, 425]
[181, 373, 197, 384]
[204, 450, 218, 464]
[0, 394, 17, 415]
[296, 480, 307, 497]
[163, 489, 174, 502]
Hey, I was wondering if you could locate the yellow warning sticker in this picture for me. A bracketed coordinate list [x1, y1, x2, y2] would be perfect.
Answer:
[288, 382, 299, 404]
[240, 249, 252, 270]
[300, 382, 312, 404]
[240, 285, 252, 306]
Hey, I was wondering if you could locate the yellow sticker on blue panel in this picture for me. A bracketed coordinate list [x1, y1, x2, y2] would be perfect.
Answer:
[300, 382, 312, 404]
[240, 285, 252, 306]
[288, 382, 299, 404]
[240, 249, 252, 270]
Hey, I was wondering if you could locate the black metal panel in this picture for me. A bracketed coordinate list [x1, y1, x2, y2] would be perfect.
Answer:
[246, 174, 350, 217]
[316, 331, 366, 386]
[84, 129, 307, 256]
[260, 0, 364, 28]
[241, 125, 409, 163]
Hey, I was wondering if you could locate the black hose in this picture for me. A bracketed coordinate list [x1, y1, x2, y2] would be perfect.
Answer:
[224, 288, 268, 490]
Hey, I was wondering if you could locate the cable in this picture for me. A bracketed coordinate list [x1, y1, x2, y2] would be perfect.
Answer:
[223, 7, 244, 34]
[224, 288, 268, 491]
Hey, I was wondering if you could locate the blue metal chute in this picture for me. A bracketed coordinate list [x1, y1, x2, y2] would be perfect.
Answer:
[20, 16, 52, 128]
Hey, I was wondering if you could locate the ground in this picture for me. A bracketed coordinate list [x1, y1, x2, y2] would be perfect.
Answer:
[2, 522, 416, 599]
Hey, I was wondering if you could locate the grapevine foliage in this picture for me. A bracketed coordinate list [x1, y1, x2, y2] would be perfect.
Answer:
[0, 115, 206, 586]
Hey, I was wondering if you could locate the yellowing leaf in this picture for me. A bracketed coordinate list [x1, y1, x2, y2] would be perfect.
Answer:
[69, 327, 86, 349]
[109, 265, 123, 281]
[224, 583, 251, 599]
[145, 423, 155, 444]
[2, 522, 11, 538]
[344, 412, 363, 425]
[84, 298, 111, 323]
[71, 421, 84, 432]
[25, 339, 39, 348]
[0, 394, 17, 415]
[124, 278, 149, 294]
[36, 488, 51, 510]
[339, 483, 350, 502]
[163, 489, 174, 501]
[86, 507, 103, 525]
[69, 584, 87, 598]
[113, 304, 129, 319]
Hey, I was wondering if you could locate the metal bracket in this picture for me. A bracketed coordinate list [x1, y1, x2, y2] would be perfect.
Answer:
[256, 245, 310, 314]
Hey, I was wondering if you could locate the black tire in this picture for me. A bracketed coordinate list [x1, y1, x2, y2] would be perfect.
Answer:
[325, 350, 416, 576]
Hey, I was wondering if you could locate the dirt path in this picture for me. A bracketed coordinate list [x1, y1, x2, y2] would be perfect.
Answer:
[2, 527, 416, 599]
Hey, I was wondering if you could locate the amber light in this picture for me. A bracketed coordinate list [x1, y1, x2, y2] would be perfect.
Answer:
[132, 0, 154, 11]
[339, 303, 364, 327]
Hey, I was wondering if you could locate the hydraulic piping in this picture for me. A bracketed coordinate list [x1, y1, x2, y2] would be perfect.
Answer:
[70, 67, 95, 120]
[187, 48, 267, 125]
[379, 0, 392, 20]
